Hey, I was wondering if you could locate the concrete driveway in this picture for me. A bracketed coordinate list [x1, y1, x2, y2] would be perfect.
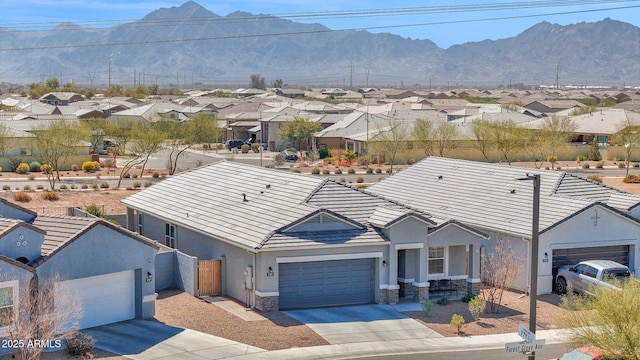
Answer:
[283, 304, 442, 345]
[83, 319, 264, 360]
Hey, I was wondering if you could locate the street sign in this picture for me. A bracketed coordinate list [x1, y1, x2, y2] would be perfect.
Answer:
[505, 340, 546, 354]
[517, 324, 536, 343]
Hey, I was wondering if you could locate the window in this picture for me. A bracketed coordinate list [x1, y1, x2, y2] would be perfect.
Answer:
[428, 247, 445, 275]
[584, 266, 598, 279]
[137, 213, 144, 235]
[0, 282, 16, 327]
[165, 223, 176, 249]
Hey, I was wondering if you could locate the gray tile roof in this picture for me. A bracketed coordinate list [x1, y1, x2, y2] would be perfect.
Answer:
[368, 157, 605, 238]
[121, 161, 326, 249]
[261, 228, 386, 249]
[554, 173, 640, 211]
[31, 215, 95, 255]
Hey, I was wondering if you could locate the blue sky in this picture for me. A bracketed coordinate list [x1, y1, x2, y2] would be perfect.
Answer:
[3, 0, 640, 48]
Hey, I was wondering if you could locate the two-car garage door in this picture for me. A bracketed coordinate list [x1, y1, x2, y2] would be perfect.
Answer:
[56, 270, 135, 330]
[552, 245, 630, 277]
[279, 258, 374, 310]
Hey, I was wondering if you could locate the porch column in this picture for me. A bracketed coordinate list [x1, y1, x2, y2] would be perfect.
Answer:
[413, 246, 429, 301]
[467, 243, 481, 294]
[387, 248, 399, 304]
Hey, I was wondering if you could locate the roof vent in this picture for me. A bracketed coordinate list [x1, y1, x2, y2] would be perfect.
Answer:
[510, 189, 516, 194]
[242, 193, 247, 202]
[265, 184, 271, 189]
[437, 175, 443, 180]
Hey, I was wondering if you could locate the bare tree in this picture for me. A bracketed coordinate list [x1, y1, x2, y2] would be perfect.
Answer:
[35, 121, 89, 188]
[369, 120, 410, 173]
[250, 74, 265, 90]
[480, 236, 523, 313]
[0, 274, 83, 360]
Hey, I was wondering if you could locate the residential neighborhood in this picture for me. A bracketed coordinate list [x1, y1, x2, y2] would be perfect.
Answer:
[1, 84, 640, 359]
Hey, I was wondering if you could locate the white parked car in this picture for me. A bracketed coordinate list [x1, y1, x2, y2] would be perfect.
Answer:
[555, 260, 631, 296]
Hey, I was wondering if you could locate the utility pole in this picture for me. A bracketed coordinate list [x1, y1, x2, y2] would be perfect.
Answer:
[349, 59, 353, 90]
[108, 57, 112, 89]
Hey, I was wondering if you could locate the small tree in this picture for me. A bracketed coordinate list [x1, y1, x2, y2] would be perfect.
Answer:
[278, 117, 322, 151]
[610, 116, 640, 176]
[558, 278, 640, 359]
[539, 115, 577, 169]
[369, 120, 410, 174]
[480, 236, 523, 313]
[35, 121, 89, 189]
[250, 74, 266, 90]
[0, 274, 83, 360]
[588, 139, 602, 161]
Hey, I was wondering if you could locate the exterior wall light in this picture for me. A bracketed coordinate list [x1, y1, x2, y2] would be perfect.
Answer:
[267, 266, 274, 277]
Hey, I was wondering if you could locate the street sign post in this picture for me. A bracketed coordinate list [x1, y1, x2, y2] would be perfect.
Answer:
[505, 340, 546, 354]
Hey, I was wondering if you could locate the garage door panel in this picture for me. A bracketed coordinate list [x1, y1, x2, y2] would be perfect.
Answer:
[279, 258, 374, 310]
[56, 270, 135, 330]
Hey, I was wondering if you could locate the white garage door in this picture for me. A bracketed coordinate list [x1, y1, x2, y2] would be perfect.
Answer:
[56, 270, 135, 330]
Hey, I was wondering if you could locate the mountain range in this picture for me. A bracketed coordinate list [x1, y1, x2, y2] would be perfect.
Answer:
[1, 1, 640, 89]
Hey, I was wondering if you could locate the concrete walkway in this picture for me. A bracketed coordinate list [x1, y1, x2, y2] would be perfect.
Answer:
[84, 320, 264, 360]
[283, 304, 442, 345]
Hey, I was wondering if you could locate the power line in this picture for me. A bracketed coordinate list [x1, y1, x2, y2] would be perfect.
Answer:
[1, 3, 638, 52]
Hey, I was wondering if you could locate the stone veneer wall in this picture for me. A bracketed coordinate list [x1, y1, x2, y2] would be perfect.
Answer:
[378, 288, 399, 304]
[255, 294, 279, 312]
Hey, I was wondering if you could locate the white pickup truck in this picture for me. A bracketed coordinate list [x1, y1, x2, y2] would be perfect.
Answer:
[555, 260, 631, 295]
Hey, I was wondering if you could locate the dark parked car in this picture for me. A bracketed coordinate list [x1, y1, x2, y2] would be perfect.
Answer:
[225, 139, 247, 150]
[280, 150, 299, 162]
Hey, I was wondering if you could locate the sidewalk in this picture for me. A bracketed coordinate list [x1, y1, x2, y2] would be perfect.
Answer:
[225, 328, 571, 359]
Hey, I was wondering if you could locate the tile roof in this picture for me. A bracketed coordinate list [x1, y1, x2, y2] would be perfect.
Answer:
[368, 157, 619, 237]
[31, 215, 95, 255]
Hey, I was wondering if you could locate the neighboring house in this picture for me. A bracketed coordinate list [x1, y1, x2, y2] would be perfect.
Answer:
[0, 199, 159, 332]
[368, 157, 640, 295]
[122, 161, 488, 311]
[39, 92, 84, 106]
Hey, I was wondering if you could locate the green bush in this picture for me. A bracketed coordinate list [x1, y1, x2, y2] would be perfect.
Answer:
[29, 161, 41, 172]
[133, 182, 142, 189]
[144, 181, 152, 188]
[322, 168, 330, 175]
[582, 163, 590, 169]
[576, 154, 587, 162]
[595, 162, 604, 169]
[152, 172, 160, 178]
[356, 176, 364, 183]
[273, 154, 285, 166]
[421, 301, 434, 317]
[366, 167, 373, 174]
[461, 292, 477, 303]
[36, 184, 44, 190]
[241, 144, 250, 154]
[334, 168, 342, 175]
[468, 297, 487, 321]
[251, 143, 261, 153]
[40, 163, 52, 174]
[59, 184, 68, 190]
[436, 296, 450, 305]
[123, 172, 131, 178]
[311, 168, 320, 175]
[82, 161, 100, 172]
[375, 168, 382, 174]
[100, 182, 110, 189]
[386, 168, 393, 174]
[22, 185, 31, 191]
[15, 163, 29, 174]
[81, 184, 89, 189]
[347, 168, 356, 174]
[2, 185, 9, 191]
[318, 148, 330, 159]
[85, 204, 105, 218]
[70, 184, 77, 189]
[290, 168, 301, 173]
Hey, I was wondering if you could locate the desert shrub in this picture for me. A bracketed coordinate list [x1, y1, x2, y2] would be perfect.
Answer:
[15, 163, 29, 174]
[13, 191, 32, 202]
[461, 292, 477, 303]
[100, 159, 114, 168]
[40, 191, 59, 201]
[0, 166, 3, 173]
[70, 184, 77, 189]
[2, 185, 9, 191]
[85, 204, 105, 218]
[341, 150, 357, 161]
[132, 174, 138, 178]
[133, 182, 142, 189]
[436, 296, 450, 305]
[273, 154, 285, 166]
[334, 168, 342, 175]
[468, 297, 487, 321]
[29, 161, 41, 172]
[347, 168, 356, 174]
[356, 176, 364, 183]
[28, 174, 35, 181]
[290, 168, 301, 173]
[595, 162, 604, 169]
[82, 161, 100, 172]
[71, 164, 79, 171]
[40, 163, 52, 174]
[22, 185, 31, 191]
[375, 168, 382, 174]
[339, 177, 346, 183]
[64, 332, 95, 356]
[80, 184, 88, 189]
[123, 172, 131, 178]
[623, 174, 640, 183]
[581, 163, 590, 169]
[36, 184, 44, 190]
[144, 181, 152, 188]
[322, 168, 330, 175]
[241, 144, 250, 154]
[576, 154, 587, 162]
[311, 168, 320, 175]
[366, 167, 373, 174]
[152, 172, 160, 178]
[59, 184, 68, 190]
[634, 163, 640, 168]
[100, 182, 110, 189]
[318, 148, 330, 159]
[450, 314, 466, 334]
[386, 168, 393, 174]
[619, 162, 627, 168]
[587, 175, 603, 183]
[251, 143, 261, 153]
[421, 300, 434, 317]
[91, 183, 99, 190]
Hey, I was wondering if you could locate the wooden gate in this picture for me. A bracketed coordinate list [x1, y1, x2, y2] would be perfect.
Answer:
[198, 259, 221, 296]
